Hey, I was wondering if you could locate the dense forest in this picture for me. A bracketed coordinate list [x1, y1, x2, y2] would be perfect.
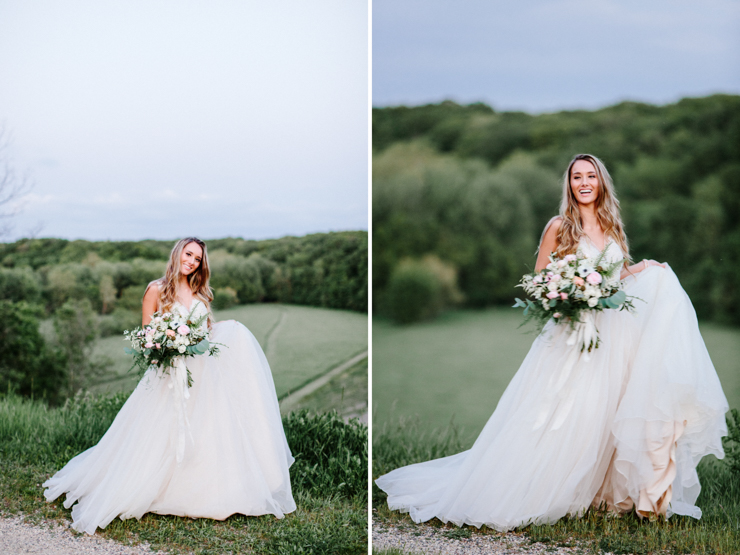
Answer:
[0, 231, 367, 403]
[373, 94, 740, 325]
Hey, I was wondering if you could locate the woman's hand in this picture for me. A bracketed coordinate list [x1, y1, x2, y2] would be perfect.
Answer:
[620, 259, 666, 279]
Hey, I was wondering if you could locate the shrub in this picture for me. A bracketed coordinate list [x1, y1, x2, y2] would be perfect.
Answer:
[283, 410, 367, 500]
[212, 287, 238, 310]
[0, 267, 42, 304]
[724, 408, 740, 475]
[383, 255, 462, 324]
[209, 250, 265, 303]
[117, 285, 146, 311]
[98, 308, 141, 337]
[53, 299, 109, 396]
[0, 301, 67, 405]
[384, 259, 440, 324]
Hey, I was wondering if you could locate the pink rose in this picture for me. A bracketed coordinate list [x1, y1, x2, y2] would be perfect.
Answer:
[144, 342, 154, 349]
[553, 312, 562, 318]
[155, 343, 161, 349]
[550, 274, 561, 282]
[573, 276, 585, 286]
[560, 292, 568, 300]
[564, 254, 577, 262]
[166, 330, 176, 338]
[546, 291, 559, 299]
[586, 272, 603, 285]
[177, 325, 190, 335]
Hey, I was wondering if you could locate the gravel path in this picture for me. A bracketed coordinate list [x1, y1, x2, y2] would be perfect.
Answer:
[372, 517, 581, 555]
[0, 515, 166, 555]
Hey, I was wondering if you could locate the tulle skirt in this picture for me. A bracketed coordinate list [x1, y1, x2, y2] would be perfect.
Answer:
[44, 320, 296, 535]
[375, 266, 729, 530]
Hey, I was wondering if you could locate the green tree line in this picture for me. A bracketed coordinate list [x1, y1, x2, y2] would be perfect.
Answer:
[373, 94, 740, 325]
[0, 231, 367, 403]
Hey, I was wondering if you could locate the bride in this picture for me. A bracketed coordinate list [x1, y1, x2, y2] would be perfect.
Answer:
[375, 154, 729, 530]
[44, 237, 296, 534]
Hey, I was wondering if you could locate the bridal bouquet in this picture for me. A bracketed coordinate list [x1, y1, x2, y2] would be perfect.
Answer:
[513, 248, 637, 352]
[124, 308, 220, 387]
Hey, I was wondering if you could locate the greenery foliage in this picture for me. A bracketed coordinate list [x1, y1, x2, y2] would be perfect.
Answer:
[283, 410, 367, 500]
[0, 231, 367, 316]
[373, 95, 740, 325]
[0, 301, 67, 405]
[53, 298, 109, 397]
[382, 256, 463, 324]
[723, 408, 740, 475]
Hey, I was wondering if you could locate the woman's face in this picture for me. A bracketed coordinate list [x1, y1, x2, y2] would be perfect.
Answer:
[180, 242, 203, 276]
[570, 159, 600, 206]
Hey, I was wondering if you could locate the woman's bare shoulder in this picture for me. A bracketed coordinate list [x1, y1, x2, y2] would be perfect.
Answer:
[545, 216, 563, 233]
[144, 279, 163, 298]
[540, 216, 563, 243]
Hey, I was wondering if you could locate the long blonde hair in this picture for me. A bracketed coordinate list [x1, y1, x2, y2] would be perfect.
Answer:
[554, 154, 631, 262]
[156, 237, 214, 323]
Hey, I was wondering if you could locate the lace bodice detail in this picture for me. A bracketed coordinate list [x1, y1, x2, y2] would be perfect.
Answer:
[577, 236, 624, 264]
[171, 299, 209, 320]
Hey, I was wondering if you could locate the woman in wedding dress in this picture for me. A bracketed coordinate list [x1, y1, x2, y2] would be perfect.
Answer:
[44, 237, 296, 535]
[376, 154, 729, 530]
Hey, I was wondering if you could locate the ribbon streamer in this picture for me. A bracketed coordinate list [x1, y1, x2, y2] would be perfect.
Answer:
[533, 313, 597, 431]
[166, 356, 194, 463]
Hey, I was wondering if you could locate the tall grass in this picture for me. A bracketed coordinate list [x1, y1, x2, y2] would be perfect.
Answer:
[0, 393, 368, 554]
[373, 417, 740, 555]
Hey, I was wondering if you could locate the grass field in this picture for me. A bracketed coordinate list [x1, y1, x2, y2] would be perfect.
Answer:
[287, 359, 368, 421]
[373, 308, 740, 442]
[91, 303, 368, 399]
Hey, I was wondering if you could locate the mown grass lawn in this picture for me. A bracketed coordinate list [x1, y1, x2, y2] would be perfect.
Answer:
[92, 304, 368, 398]
[373, 308, 740, 442]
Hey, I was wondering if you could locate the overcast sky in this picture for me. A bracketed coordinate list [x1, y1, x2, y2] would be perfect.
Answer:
[0, 1, 368, 242]
[373, 0, 740, 112]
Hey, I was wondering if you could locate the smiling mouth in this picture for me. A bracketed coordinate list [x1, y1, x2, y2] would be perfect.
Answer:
[579, 189, 593, 195]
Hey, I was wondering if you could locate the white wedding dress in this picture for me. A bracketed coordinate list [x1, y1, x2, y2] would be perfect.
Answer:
[376, 238, 729, 530]
[44, 300, 296, 535]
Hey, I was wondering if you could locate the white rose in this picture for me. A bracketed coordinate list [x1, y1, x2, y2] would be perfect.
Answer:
[548, 281, 559, 292]
[584, 286, 601, 299]
[178, 345, 187, 353]
[588, 297, 598, 307]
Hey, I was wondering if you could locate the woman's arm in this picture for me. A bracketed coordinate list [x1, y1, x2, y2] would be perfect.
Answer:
[141, 283, 159, 326]
[620, 259, 666, 279]
[535, 218, 562, 272]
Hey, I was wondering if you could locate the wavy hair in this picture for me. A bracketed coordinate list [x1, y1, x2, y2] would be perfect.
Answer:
[154, 237, 214, 324]
[553, 154, 631, 263]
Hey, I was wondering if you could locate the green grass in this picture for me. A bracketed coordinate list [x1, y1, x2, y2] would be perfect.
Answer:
[373, 308, 740, 442]
[0, 393, 368, 554]
[372, 418, 740, 555]
[90, 304, 368, 398]
[286, 358, 368, 421]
